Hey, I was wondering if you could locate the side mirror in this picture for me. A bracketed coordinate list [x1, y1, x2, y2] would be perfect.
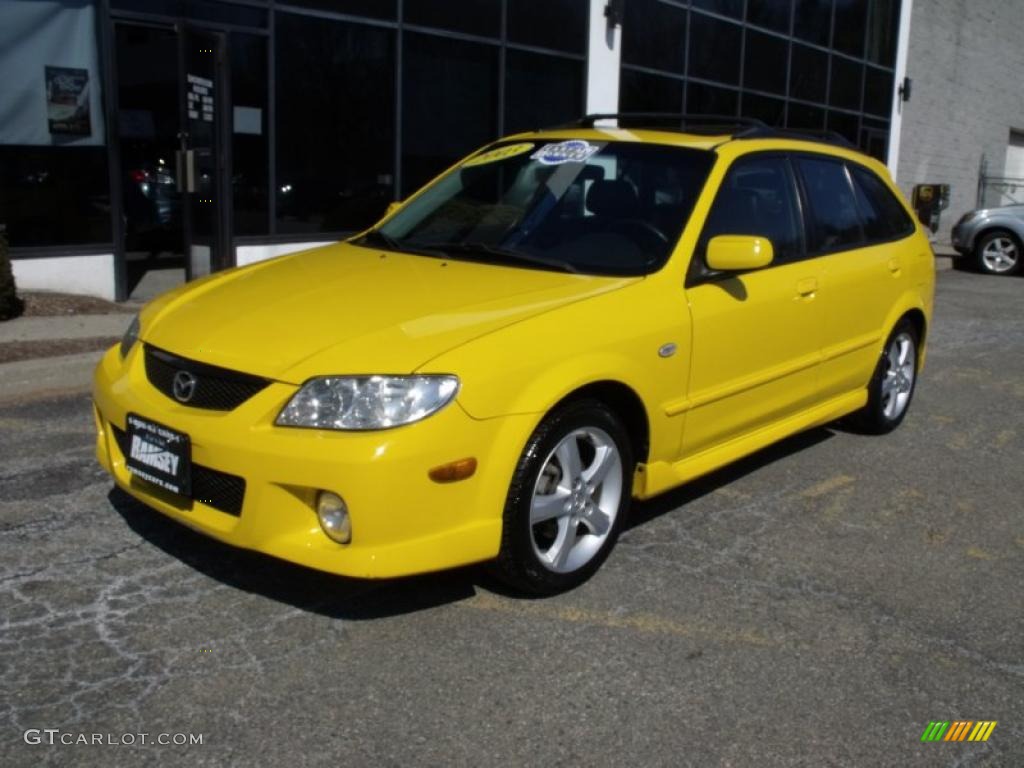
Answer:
[706, 235, 773, 272]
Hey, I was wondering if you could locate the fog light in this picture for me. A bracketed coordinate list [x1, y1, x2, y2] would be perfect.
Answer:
[317, 492, 351, 544]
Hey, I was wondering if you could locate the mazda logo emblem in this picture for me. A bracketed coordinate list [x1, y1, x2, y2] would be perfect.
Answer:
[172, 370, 197, 403]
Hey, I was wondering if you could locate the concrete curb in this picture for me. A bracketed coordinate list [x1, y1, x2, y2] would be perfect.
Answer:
[0, 351, 100, 404]
[0, 314, 132, 344]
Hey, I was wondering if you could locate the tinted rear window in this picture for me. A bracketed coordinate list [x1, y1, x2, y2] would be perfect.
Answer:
[849, 165, 915, 241]
[795, 156, 863, 253]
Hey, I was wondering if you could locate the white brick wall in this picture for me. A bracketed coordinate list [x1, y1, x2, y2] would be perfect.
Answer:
[895, 0, 1024, 245]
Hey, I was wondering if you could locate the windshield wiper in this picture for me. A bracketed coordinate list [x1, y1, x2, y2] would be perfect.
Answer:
[420, 241, 579, 274]
[354, 229, 447, 258]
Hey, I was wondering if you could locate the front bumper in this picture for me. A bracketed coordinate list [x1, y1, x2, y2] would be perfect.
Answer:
[950, 223, 972, 255]
[93, 344, 535, 578]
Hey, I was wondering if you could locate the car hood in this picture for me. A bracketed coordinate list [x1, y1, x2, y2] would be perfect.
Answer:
[141, 242, 638, 383]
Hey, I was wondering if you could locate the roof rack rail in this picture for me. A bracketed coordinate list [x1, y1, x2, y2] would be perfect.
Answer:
[547, 113, 861, 152]
[733, 125, 858, 150]
[552, 112, 768, 134]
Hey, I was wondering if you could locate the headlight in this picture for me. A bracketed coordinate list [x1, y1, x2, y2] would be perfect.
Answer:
[120, 315, 140, 358]
[959, 210, 982, 225]
[276, 375, 459, 430]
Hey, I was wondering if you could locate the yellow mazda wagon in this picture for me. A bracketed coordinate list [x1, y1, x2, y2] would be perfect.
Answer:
[94, 115, 935, 594]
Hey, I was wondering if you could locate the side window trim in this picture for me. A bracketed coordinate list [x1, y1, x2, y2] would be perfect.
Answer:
[782, 153, 810, 262]
[845, 161, 917, 246]
[792, 151, 866, 258]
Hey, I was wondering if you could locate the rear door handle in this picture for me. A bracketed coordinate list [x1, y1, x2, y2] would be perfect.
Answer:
[796, 277, 818, 298]
[887, 257, 902, 274]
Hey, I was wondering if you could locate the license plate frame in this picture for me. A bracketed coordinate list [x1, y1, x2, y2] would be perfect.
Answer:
[124, 413, 192, 497]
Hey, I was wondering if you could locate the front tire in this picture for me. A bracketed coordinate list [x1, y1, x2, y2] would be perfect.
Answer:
[492, 400, 633, 595]
[975, 230, 1021, 275]
[850, 320, 919, 434]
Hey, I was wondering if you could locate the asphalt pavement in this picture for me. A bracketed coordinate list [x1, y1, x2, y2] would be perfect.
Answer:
[1, 267, 1021, 767]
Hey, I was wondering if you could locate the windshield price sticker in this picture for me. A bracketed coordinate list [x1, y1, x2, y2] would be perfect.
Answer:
[531, 140, 600, 166]
[463, 142, 535, 167]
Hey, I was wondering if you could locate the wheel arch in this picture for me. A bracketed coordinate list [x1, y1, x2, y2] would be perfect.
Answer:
[973, 225, 1023, 254]
[901, 307, 927, 348]
[551, 380, 651, 464]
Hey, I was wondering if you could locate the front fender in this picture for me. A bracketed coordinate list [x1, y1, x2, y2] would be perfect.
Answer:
[420, 277, 691, 464]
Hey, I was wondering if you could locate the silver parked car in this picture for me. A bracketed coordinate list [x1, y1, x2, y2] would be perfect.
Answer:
[951, 204, 1024, 275]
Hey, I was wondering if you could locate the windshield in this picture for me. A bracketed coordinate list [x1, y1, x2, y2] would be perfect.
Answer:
[357, 139, 714, 276]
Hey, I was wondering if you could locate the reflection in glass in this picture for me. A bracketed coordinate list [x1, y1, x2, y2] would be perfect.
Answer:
[0, 146, 111, 246]
[275, 12, 395, 233]
[687, 81, 739, 117]
[620, 69, 684, 113]
[786, 102, 826, 130]
[747, 0, 792, 33]
[692, 0, 743, 20]
[743, 30, 788, 95]
[790, 44, 828, 102]
[371, 142, 715, 276]
[866, 0, 899, 66]
[507, 0, 586, 54]
[505, 50, 583, 135]
[829, 56, 863, 111]
[230, 33, 268, 236]
[863, 66, 893, 117]
[833, 0, 867, 57]
[742, 93, 786, 126]
[688, 14, 742, 86]
[402, 33, 498, 196]
[827, 110, 860, 145]
[404, 0, 501, 37]
[623, 0, 687, 74]
[793, 0, 833, 46]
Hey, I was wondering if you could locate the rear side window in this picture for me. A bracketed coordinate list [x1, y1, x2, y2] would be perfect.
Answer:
[849, 165, 915, 241]
[795, 156, 863, 253]
[699, 155, 803, 264]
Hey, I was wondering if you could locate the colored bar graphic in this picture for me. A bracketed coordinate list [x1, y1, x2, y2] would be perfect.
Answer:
[968, 722, 998, 742]
[922, 720, 997, 742]
[944, 721, 972, 741]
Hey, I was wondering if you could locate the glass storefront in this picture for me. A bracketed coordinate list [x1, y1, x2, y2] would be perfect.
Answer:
[0, 0, 903, 299]
[621, 0, 901, 161]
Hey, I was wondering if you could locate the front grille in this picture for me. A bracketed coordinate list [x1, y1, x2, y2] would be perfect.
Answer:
[111, 424, 246, 517]
[144, 345, 269, 411]
[191, 465, 246, 516]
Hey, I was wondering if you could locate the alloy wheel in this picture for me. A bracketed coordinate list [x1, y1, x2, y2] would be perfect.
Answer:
[980, 236, 1019, 273]
[529, 427, 623, 574]
[881, 331, 916, 421]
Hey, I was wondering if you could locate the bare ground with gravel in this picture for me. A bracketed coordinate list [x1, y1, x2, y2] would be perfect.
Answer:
[0, 337, 119, 364]
[20, 292, 136, 318]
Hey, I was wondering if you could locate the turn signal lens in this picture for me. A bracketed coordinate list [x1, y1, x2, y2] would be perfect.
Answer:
[428, 457, 477, 483]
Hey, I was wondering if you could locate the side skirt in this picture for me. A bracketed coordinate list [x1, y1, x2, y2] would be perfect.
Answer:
[633, 389, 867, 499]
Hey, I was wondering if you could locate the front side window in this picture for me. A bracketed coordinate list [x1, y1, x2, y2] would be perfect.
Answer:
[796, 156, 864, 253]
[364, 140, 714, 276]
[699, 155, 804, 265]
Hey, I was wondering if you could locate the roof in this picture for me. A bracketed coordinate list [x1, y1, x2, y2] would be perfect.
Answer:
[521, 112, 863, 154]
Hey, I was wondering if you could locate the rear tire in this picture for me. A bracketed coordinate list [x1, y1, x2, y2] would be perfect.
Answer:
[975, 230, 1021, 275]
[491, 400, 633, 596]
[849, 319, 919, 434]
